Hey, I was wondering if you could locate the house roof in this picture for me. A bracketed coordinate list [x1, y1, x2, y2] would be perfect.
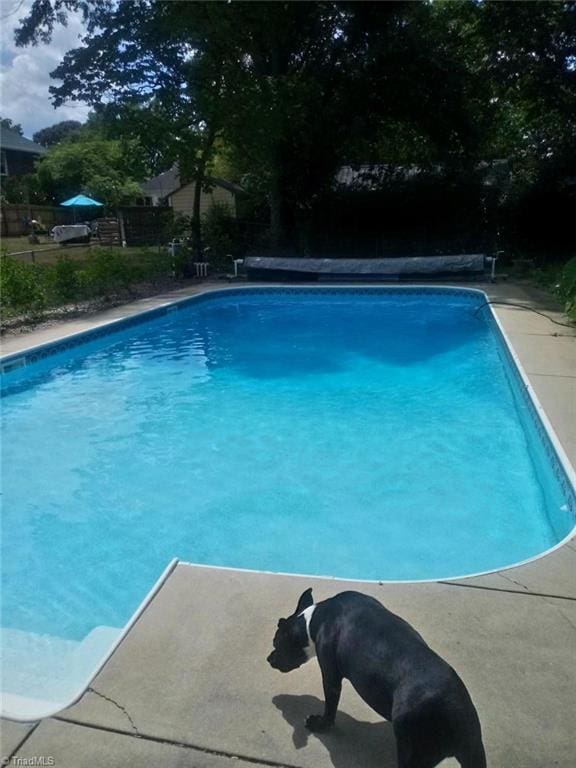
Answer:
[335, 164, 434, 190]
[336, 161, 511, 191]
[206, 176, 246, 196]
[0, 126, 47, 155]
[141, 165, 181, 197]
[141, 164, 245, 198]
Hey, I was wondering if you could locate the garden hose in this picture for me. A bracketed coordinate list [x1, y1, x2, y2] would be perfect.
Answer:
[474, 300, 575, 329]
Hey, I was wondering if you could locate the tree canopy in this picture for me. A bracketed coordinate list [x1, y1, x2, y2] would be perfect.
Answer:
[33, 120, 83, 147]
[13, 0, 576, 251]
[37, 134, 143, 206]
[1, 117, 24, 136]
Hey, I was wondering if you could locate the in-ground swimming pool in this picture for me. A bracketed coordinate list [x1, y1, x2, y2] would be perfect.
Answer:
[1, 287, 575, 717]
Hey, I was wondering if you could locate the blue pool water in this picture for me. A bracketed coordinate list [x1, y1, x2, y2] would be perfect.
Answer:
[1, 289, 574, 668]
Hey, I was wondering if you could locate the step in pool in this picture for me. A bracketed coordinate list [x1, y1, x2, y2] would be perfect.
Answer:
[1, 625, 121, 718]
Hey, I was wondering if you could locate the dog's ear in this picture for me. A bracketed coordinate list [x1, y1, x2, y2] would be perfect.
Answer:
[277, 618, 287, 629]
[294, 588, 314, 615]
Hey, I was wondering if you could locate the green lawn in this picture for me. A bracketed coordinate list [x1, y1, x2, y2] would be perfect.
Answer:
[1, 237, 146, 264]
[2, 235, 57, 254]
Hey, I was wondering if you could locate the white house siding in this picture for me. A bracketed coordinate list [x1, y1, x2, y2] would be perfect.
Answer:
[170, 183, 237, 218]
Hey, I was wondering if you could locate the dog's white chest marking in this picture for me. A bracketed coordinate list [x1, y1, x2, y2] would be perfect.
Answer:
[300, 605, 317, 660]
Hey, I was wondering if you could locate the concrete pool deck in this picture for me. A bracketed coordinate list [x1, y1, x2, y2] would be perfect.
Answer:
[1, 280, 575, 767]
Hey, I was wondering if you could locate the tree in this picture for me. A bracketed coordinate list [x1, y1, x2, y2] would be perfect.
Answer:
[85, 104, 180, 178]
[14, 0, 576, 255]
[33, 120, 83, 147]
[1, 117, 23, 135]
[479, 1, 576, 178]
[16, 0, 230, 263]
[14, 2, 362, 247]
[213, 2, 359, 246]
[37, 135, 144, 206]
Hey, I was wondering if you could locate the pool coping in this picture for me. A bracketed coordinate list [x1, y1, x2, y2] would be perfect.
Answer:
[2, 280, 575, 738]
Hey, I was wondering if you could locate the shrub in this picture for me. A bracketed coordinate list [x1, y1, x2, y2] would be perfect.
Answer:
[1, 255, 48, 320]
[80, 248, 136, 298]
[1, 246, 180, 325]
[203, 203, 244, 271]
[133, 247, 174, 282]
[555, 256, 576, 321]
[46, 256, 82, 305]
[170, 213, 193, 240]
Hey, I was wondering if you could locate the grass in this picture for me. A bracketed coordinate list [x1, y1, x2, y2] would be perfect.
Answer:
[1, 236, 147, 265]
[2, 235, 59, 254]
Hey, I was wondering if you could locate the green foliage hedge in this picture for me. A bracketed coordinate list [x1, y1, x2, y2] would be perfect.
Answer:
[1, 257, 48, 318]
[203, 204, 247, 270]
[555, 257, 576, 322]
[1, 248, 176, 323]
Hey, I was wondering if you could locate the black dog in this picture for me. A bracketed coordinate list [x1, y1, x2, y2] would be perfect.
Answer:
[268, 589, 486, 768]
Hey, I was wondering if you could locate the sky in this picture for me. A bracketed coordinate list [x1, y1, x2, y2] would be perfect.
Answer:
[0, 0, 91, 139]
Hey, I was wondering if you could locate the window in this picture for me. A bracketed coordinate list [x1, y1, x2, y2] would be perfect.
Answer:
[0, 150, 8, 176]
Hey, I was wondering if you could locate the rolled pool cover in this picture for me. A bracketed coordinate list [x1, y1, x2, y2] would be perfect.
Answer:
[243, 254, 488, 281]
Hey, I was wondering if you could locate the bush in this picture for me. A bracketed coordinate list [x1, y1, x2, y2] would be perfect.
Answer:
[135, 247, 174, 282]
[79, 248, 136, 299]
[1, 255, 48, 320]
[46, 256, 82, 305]
[1, 246, 178, 324]
[555, 256, 576, 321]
[203, 204, 244, 271]
[170, 213, 193, 240]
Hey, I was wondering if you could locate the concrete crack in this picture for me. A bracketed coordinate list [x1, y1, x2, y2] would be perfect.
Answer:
[541, 599, 576, 635]
[496, 572, 530, 592]
[54, 715, 304, 768]
[87, 686, 140, 735]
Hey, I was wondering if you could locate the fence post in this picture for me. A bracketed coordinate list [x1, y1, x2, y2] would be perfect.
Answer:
[118, 210, 127, 248]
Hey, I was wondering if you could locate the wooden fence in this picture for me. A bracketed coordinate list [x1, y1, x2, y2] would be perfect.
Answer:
[1, 204, 71, 237]
[2, 204, 175, 247]
[119, 206, 174, 246]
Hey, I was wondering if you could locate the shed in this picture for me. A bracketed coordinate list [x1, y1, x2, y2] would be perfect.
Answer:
[169, 176, 244, 219]
[140, 166, 180, 206]
[141, 164, 244, 218]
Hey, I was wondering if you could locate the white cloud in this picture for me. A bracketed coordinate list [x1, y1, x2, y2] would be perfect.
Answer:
[0, 0, 91, 138]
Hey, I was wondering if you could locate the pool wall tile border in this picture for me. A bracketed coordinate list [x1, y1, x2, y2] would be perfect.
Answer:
[485, 308, 576, 518]
[1, 559, 179, 723]
[1, 284, 575, 583]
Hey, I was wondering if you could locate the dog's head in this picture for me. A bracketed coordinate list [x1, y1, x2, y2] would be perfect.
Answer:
[267, 588, 315, 673]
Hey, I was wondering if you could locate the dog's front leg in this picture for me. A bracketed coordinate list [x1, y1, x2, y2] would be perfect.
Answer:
[306, 665, 342, 733]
